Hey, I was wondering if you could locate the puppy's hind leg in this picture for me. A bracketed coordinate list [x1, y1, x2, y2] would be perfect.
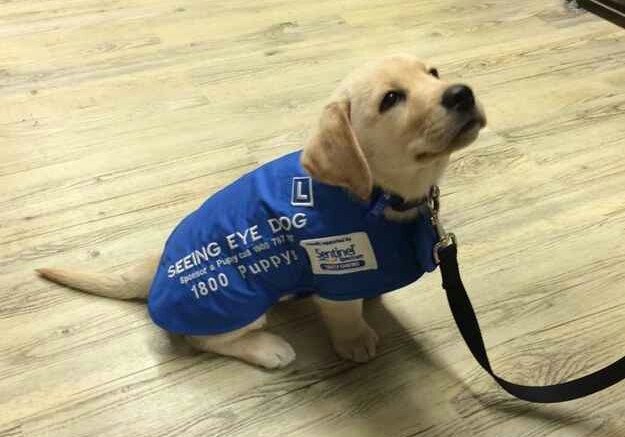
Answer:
[185, 315, 296, 369]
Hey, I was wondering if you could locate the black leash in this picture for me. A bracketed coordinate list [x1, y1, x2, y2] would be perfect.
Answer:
[428, 187, 625, 403]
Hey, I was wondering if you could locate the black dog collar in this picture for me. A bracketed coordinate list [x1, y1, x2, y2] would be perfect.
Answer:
[369, 187, 430, 215]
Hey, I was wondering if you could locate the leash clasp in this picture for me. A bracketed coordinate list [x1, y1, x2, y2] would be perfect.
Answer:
[428, 186, 456, 264]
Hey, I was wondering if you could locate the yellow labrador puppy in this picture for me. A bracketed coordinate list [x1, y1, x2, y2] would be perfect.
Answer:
[38, 54, 486, 369]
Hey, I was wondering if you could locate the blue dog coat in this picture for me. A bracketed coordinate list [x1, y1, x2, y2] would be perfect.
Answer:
[148, 151, 438, 335]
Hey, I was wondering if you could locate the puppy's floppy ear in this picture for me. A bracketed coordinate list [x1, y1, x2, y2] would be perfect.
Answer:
[301, 100, 373, 200]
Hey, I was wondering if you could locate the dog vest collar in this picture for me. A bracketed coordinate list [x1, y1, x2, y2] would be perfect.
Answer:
[148, 151, 438, 336]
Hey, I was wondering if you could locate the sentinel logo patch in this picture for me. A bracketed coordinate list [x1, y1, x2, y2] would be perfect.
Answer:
[300, 232, 378, 275]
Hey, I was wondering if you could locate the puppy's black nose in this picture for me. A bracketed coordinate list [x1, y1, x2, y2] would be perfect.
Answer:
[441, 84, 475, 112]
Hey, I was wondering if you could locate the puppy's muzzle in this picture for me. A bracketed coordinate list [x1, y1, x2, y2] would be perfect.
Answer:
[442, 84, 475, 112]
[443, 84, 486, 137]
[416, 83, 487, 162]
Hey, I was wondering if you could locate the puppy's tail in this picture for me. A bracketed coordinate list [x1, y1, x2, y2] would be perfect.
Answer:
[36, 255, 159, 300]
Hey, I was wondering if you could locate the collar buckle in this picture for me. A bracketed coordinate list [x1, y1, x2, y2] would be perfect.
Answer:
[428, 186, 457, 264]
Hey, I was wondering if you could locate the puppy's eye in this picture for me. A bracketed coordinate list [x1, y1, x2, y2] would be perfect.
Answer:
[379, 90, 406, 113]
[428, 68, 439, 78]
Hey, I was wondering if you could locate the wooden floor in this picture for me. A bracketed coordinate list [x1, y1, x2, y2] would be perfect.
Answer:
[2, 1, 625, 436]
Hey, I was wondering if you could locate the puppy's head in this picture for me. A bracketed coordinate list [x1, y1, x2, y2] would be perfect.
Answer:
[302, 54, 486, 201]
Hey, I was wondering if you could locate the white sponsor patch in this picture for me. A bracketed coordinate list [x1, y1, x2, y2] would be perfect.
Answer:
[300, 232, 378, 275]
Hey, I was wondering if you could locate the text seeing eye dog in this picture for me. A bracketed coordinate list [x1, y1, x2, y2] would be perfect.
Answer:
[38, 54, 487, 369]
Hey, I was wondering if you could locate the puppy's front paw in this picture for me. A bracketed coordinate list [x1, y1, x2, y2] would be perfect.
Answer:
[332, 323, 379, 363]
